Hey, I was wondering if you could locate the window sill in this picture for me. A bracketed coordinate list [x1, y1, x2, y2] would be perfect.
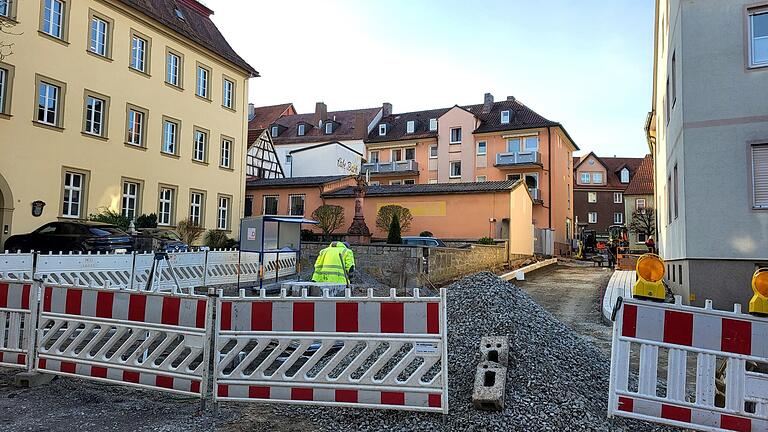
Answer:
[38, 31, 69, 46]
[124, 142, 147, 151]
[192, 159, 209, 166]
[86, 50, 112, 62]
[0, 16, 19, 25]
[0, 113, 11, 120]
[31, 121, 64, 132]
[449, 142, 461, 145]
[219, 165, 234, 172]
[747, 63, 768, 71]
[82, 131, 108, 141]
[158, 224, 177, 229]
[160, 151, 180, 159]
[164, 81, 184, 92]
[222, 105, 236, 113]
[195, 94, 212, 103]
[128, 67, 151, 78]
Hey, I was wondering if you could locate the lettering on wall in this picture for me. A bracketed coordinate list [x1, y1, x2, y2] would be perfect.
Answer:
[337, 157, 360, 175]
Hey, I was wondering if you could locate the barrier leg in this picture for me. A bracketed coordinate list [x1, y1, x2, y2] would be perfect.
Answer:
[200, 287, 219, 414]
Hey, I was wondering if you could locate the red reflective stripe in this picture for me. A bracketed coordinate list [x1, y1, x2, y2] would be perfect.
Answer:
[96, 291, 114, 318]
[43, 287, 52, 312]
[0, 352, 4, 363]
[123, 371, 140, 383]
[21, 284, 31, 309]
[38, 358, 47, 369]
[0, 283, 7, 308]
[427, 303, 440, 334]
[60, 361, 76, 374]
[661, 404, 691, 423]
[428, 394, 442, 408]
[721, 319, 752, 355]
[161, 297, 181, 325]
[128, 294, 146, 322]
[17, 354, 25, 365]
[380, 303, 404, 333]
[291, 388, 313, 401]
[218, 384, 229, 397]
[618, 396, 634, 412]
[335, 389, 357, 403]
[249, 386, 270, 399]
[220, 301, 232, 331]
[251, 302, 272, 331]
[380, 391, 405, 405]
[65, 289, 82, 315]
[91, 366, 108, 378]
[622, 304, 637, 337]
[293, 302, 314, 332]
[720, 414, 751, 432]
[156, 376, 174, 389]
[663, 311, 693, 346]
[190, 381, 201, 394]
[336, 303, 358, 332]
[196, 299, 206, 329]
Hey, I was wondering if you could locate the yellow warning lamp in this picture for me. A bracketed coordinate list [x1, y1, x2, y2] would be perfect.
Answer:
[749, 268, 768, 315]
[633, 253, 666, 301]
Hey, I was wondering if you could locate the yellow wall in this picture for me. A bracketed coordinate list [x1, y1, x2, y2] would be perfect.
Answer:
[0, 0, 251, 245]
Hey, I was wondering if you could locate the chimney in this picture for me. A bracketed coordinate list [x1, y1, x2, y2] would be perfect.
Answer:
[355, 113, 368, 138]
[314, 102, 328, 125]
[382, 102, 393, 117]
[482, 93, 494, 114]
[248, 103, 255, 120]
[507, 96, 516, 102]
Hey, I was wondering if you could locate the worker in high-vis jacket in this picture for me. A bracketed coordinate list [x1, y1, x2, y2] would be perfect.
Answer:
[311, 241, 355, 284]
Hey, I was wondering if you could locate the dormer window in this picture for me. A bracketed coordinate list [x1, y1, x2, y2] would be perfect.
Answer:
[501, 110, 510, 124]
[271, 125, 279, 137]
[325, 122, 333, 134]
[378, 124, 387, 136]
[429, 118, 437, 131]
[620, 168, 630, 183]
[297, 124, 306, 136]
[406, 121, 415, 133]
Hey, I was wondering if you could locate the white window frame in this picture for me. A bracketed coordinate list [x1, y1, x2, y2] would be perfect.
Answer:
[427, 179, 437, 184]
[500, 110, 510, 124]
[391, 148, 402, 162]
[752, 144, 768, 208]
[37, 81, 59, 125]
[389, 180, 402, 185]
[189, 192, 203, 226]
[288, 194, 305, 216]
[476, 175, 487, 182]
[84, 96, 105, 136]
[324, 122, 333, 134]
[749, 8, 768, 68]
[163, 120, 178, 154]
[429, 118, 437, 131]
[449, 160, 461, 178]
[588, 192, 597, 203]
[506, 138, 520, 153]
[89, 16, 108, 56]
[613, 192, 623, 204]
[217, 196, 230, 230]
[588, 212, 597, 224]
[580, 172, 590, 184]
[404, 147, 416, 161]
[477, 140, 487, 155]
[122, 181, 138, 220]
[507, 173, 522, 182]
[613, 212, 623, 224]
[0, 68, 6, 113]
[223, 79, 234, 109]
[525, 172, 539, 190]
[271, 125, 279, 137]
[220, 138, 232, 168]
[158, 188, 174, 226]
[592, 172, 603, 184]
[62, 171, 83, 218]
[166, 52, 180, 86]
[620, 167, 630, 183]
[262, 195, 278, 215]
[638, 232, 647, 243]
[429, 145, 438, 159]
[196, 66, 209, 98]
[449, 127, 461, 144]
[297, 124, 306, 136]
[42, 0, 64, 39]
[130, 35, 147, 72]
[368, 150, 379, 164]
[524, 136, 539, 151]
[378, 124, 387, 136]
[403, 179, 416, 185]
[636, 198, 647, 210]
[127, 109, 144, 146]
[193, 130, 207, 162]
[406, 120, 415, 133]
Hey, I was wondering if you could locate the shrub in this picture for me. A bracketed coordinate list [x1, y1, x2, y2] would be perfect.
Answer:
[204, 230, 237, 249]
[387, 215, 402, 244]
[376, 205, 412, 234]
[135, 213, 158, 229]
[419, 230, 433, 237]
[177, 218, 205, 245]
[301, 229, 318, 242]
[311, 205, 345, 240]
[89, 208, 130, 231]
[477, 236, 496, 245]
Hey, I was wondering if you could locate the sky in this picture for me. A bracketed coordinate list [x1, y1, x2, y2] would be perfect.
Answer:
[207, 0, 654, 157]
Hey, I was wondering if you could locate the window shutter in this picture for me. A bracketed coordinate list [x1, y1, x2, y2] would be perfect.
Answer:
[753, 145, 768, 208]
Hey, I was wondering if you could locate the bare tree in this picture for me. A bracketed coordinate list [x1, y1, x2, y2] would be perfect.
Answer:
[1, 16, 22, 61]
[629, 207, 656, 239]
[312, 205, 345, 240]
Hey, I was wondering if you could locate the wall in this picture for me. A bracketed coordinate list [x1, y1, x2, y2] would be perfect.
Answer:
[288, 144, 362, 177]
[275, 139, 365, 171]
[425, 244, 509, 283]
[0, 0, 250, 245]
[624, 195, 653, 246]
[574, 190, 626, 234]
[509, 184, 534, 256]
[366, 137, 434, 184]
[436, 107, 477, 182]
[246, 177, 357, 223]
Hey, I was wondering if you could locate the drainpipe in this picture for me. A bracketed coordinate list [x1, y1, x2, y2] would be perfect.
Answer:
[547, 126, 552, 230]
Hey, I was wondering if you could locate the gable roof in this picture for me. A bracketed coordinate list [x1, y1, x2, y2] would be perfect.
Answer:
[270, 107, 382, 145]
[119, 0, 258, 76]
[323, 180, 524, 198]
[624, 155, 654, 195]
[365, 107, 450, 144]
[246, 175, 350, 189]
[249, 103, 294, 132]
[574, 152, 644, 189]
[289, 141, 363, 156]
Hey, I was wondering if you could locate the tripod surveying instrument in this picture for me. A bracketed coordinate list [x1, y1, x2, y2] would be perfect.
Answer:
[144, 251, 182, 292]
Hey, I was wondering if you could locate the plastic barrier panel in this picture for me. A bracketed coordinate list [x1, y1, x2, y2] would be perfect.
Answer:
[36, 252, 134, 289]
[205, 250, 241, 286]
[0, 282, 35, 369]
[213, 288, 448, 413]
[132, 251, 206, 293]
[608, 297, 768, 432]
[36, 285, 210, 396]
[0, 252, 34, 283]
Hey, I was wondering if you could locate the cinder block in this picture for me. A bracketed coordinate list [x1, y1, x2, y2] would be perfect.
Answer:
[14, 371, 55, 388]
[480, 336, 509, 367]
[472, 361, 507, 411]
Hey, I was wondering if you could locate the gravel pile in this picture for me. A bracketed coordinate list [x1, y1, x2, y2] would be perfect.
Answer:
[266, 272, 677, 431]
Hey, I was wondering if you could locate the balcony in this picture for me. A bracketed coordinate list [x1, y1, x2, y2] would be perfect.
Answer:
[528, 187, 541, 201]
[362, 160, 419, 174]
[495, 151, 542, 167]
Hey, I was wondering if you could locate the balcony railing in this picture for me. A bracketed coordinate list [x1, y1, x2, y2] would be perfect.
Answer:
[496, 151, 542, 166]
[362, 160, 419, 174]
[528, 187, 541, 200]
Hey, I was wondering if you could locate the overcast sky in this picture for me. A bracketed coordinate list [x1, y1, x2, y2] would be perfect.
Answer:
[207, 0, 654, 157]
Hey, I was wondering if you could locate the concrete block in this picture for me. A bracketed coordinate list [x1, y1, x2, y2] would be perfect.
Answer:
[480, 336, 509, 367]
[14, 371, 55, 387]
[472, 361, 507, 411]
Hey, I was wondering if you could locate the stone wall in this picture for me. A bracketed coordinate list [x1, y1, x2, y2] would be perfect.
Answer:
[425, 244, 509, 284]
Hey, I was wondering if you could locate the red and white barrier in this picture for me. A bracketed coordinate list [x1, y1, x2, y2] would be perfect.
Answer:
[609, 297, 768, 432]
[0, 282, 34, 369]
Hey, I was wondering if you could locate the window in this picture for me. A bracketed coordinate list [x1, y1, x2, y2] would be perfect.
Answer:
[244, 194, 253, 217]
[477, 141, 487, 155]
[89, 15, 108, 57]
[121, 181, 139, 220]
[285, 154, 292, 166]
[450, 127, 461, 144]
[406, 120, 415, 133]
[667, 176, 672, 224]
[679, 265, 683, 285]
[592, 172, 603, 184]
[83, 94, 106, 136]
[673, 164, 679, 219]
[580, 172, 590, 184]
[196, 65, 210, 99]
[638, 232, 647, 243]
[671, 52, 676, 106]
[189, 191, 203, 226]
[405, 148, 415, 160]
[126, 106, 146, 146]
[620, 168, 630, 183]
[391, 148, 402, 162]
[0, 0, 8, 17]
[524, 136, 539, 151]
[193, 129, 208, 162]
[389, 180, 403, 185]
[588, 192, 597, 203]
[403, 179, 415, 185]
[130, 33, 149, 73]
[271, 125, 279, 137]
[429, 118, 437, 131]
[501, 110, 510, 124]
[749, 8, 768, 68]
[507, 138, 520, 152]
[288, 194, 305, 216]
[263, 195, 278, 215]
[613, 192, 623, 204]
[166, 50, 181, 87]
[42, 0, 65, 39]
[0, 65, 9, 115]
[370, 181, 381, 186]
[588, 212, 597, 224]
[62, 171, 84, 218]
[449, 161, 461, 178]
[752, 144, 768, 208]
[37, 80, 61, 126]
[223, 78, 234, 109]
[162, 118, 179, 154]
[324, 122, 333, 134]
[217, 196, 230, 230]
[636, 198, 646, 210]
[158, 187, 175, 226]
[429, 145, 438, 159]
[507, 173, 521, 182]
[220, 137, 232, 168]
[613, 212, 623, 224]
[477, 176, 487, 182]
[378, 124, 387, 136]
[297, 124, 306, 136]
[369, 150, 379, 164]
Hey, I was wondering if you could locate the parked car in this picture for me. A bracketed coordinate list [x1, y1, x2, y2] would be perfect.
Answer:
[4, 221, 132, 253]
[402, 236, 447, 247]
[137, 228, 189, 253]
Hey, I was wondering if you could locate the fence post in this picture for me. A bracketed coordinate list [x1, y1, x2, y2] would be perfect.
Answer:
[25, 278, 43, 372]
[200, 286, 219, 413]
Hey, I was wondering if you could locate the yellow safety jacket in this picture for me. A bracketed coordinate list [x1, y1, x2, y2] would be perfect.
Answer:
[311, 242, 355, 283]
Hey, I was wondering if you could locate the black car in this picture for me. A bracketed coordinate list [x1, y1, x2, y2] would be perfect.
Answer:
[4, 221, 133, 253]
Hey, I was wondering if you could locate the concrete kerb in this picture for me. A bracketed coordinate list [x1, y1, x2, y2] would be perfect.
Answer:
[499, 258, 558, 282]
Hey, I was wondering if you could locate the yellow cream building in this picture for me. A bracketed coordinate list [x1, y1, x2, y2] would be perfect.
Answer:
[0, 0, 258, 247]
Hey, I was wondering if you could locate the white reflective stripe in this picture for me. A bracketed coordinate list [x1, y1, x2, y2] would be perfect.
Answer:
[272, 302, 292, 331]
[229, 384, 249, 398]
[314, 388, 334, 402]
[359, 390, 378, 404]
[314, 302, 335, 332]
[753, 321, 768, 358]
[6, 283, 23, 309]
[112, 291, 130, 320]
[271, 386, 291, 400]
[690, 408, 719, 429]
[81, 289, 97, 317]
[359, 302, 380, 333]
[178, 298, 198, 328]
[406, 392, 428, 407]
[635, 304, 664, 341]
[232, 300, 251, 331]
[692, 312, 721, 352]
[144, 295, 162, 324]
[404, 302, 426, 334]
[51, 287, 67, 314]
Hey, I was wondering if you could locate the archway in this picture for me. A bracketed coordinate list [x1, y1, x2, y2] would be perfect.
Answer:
[0, 171, 14, 250]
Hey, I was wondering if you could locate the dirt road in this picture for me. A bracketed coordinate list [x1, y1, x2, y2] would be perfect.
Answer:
[515, 262, 615, 355]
